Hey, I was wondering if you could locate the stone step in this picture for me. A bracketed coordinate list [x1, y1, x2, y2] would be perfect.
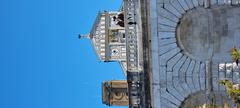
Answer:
[159, 66, 167, 88]
[173, 77, 189, 98]
[178, 0, 191, 11]
[159, 37, 177, 47]
[158, 25, 176, 32]
[164, 3, 182, 18]
[192, 0, 200, 7]
[199, 62, 206, 78]
[192, 61, 201, 91]
[217, 0, 226, 5]
[158, 8, 180, 22]
[158, 16, 178, 27]
[159, 43, 178, 55]
[158, 32, 175, 39]
[186, 60, 195, 77]
[159, 48, 181, 66]
[161, 90, 181, 106]
[161, 98, 179, 108]
[200, 77, 206, 90]
[173, 55, 187, 77]
[179, 57, 191, 80]
[167, 86, 185, 101]
[197, 0, 204, 6]
[211, 0, 217, 5]
[167, 53, 183, 72]
[212, 77, 219, 91]
[157, 0, 164, 8]
[232, 0, 240, 5]
[185, 0, 195, 9]
[170, 0, 186, 15]
[187, 76, 196, 93]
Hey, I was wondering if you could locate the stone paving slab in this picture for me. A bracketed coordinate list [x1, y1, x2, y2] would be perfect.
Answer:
[186, 76, 196, 93]
[181, 82, 192, 95]
[200, 77, 206, 90]
[212, 77, 219, 91]
[185, 0, 195, 9]
[159, 25, 176, 32]
[193, 76, 201, 91]
[192, 61, 201, 91]
[217, 0, 225, 5]
[161, 90, 181, 106]
[211, 0, 217, 5]
[178, 0, 190, 11]
[170, 0, 186, 14]
[167, 53, 183, 72]
[161, 98, 179, 108]
[152, 84, 161, 107]
[164, 3, 182, 18]
[158, 32, 176, 39]
[159, 38, 176, 47]
[197, 0, 204, 6]
[167, 72, 173, 86]
[173, 55, 187, 77]
[186, 60, 195, 76]
[232, 0, 240, 5]
[219, 71, 225, 79]
[159, 66, 167, 87]
[199, 63, 206, 78]
[167, 86, 185, 101]
[233, 72, 240, 83]
[159, 48, 181, 66]
[219, 72, 226, 91]
[173, 77, 188, 98]
[159, 43, 177, 55]
[212, 63, 219, 78]
[179, 57, 190, 79]
[158, 16, 178, 27]
[157, 0, 164, 8]
[192, 0, 199, 7]
[158, 8, 179, 22]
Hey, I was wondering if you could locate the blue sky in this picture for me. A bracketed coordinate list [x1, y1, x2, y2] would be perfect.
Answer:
[0, 0, 126, 108]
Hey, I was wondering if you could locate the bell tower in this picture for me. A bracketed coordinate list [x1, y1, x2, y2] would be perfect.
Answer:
[102, 80, 128, 106]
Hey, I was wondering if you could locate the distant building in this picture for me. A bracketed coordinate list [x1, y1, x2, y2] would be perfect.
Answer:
[81, 0, 240, 108]
[102, 80, 128, 106]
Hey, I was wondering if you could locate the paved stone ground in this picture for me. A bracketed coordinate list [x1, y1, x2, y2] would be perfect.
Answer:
[150, 0, 240, 107]
[177, 6, 240, 62]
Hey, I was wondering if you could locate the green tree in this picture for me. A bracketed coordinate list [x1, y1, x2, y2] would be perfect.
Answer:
[219, 79, 240, 108]
[230, 47, 240, 65]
